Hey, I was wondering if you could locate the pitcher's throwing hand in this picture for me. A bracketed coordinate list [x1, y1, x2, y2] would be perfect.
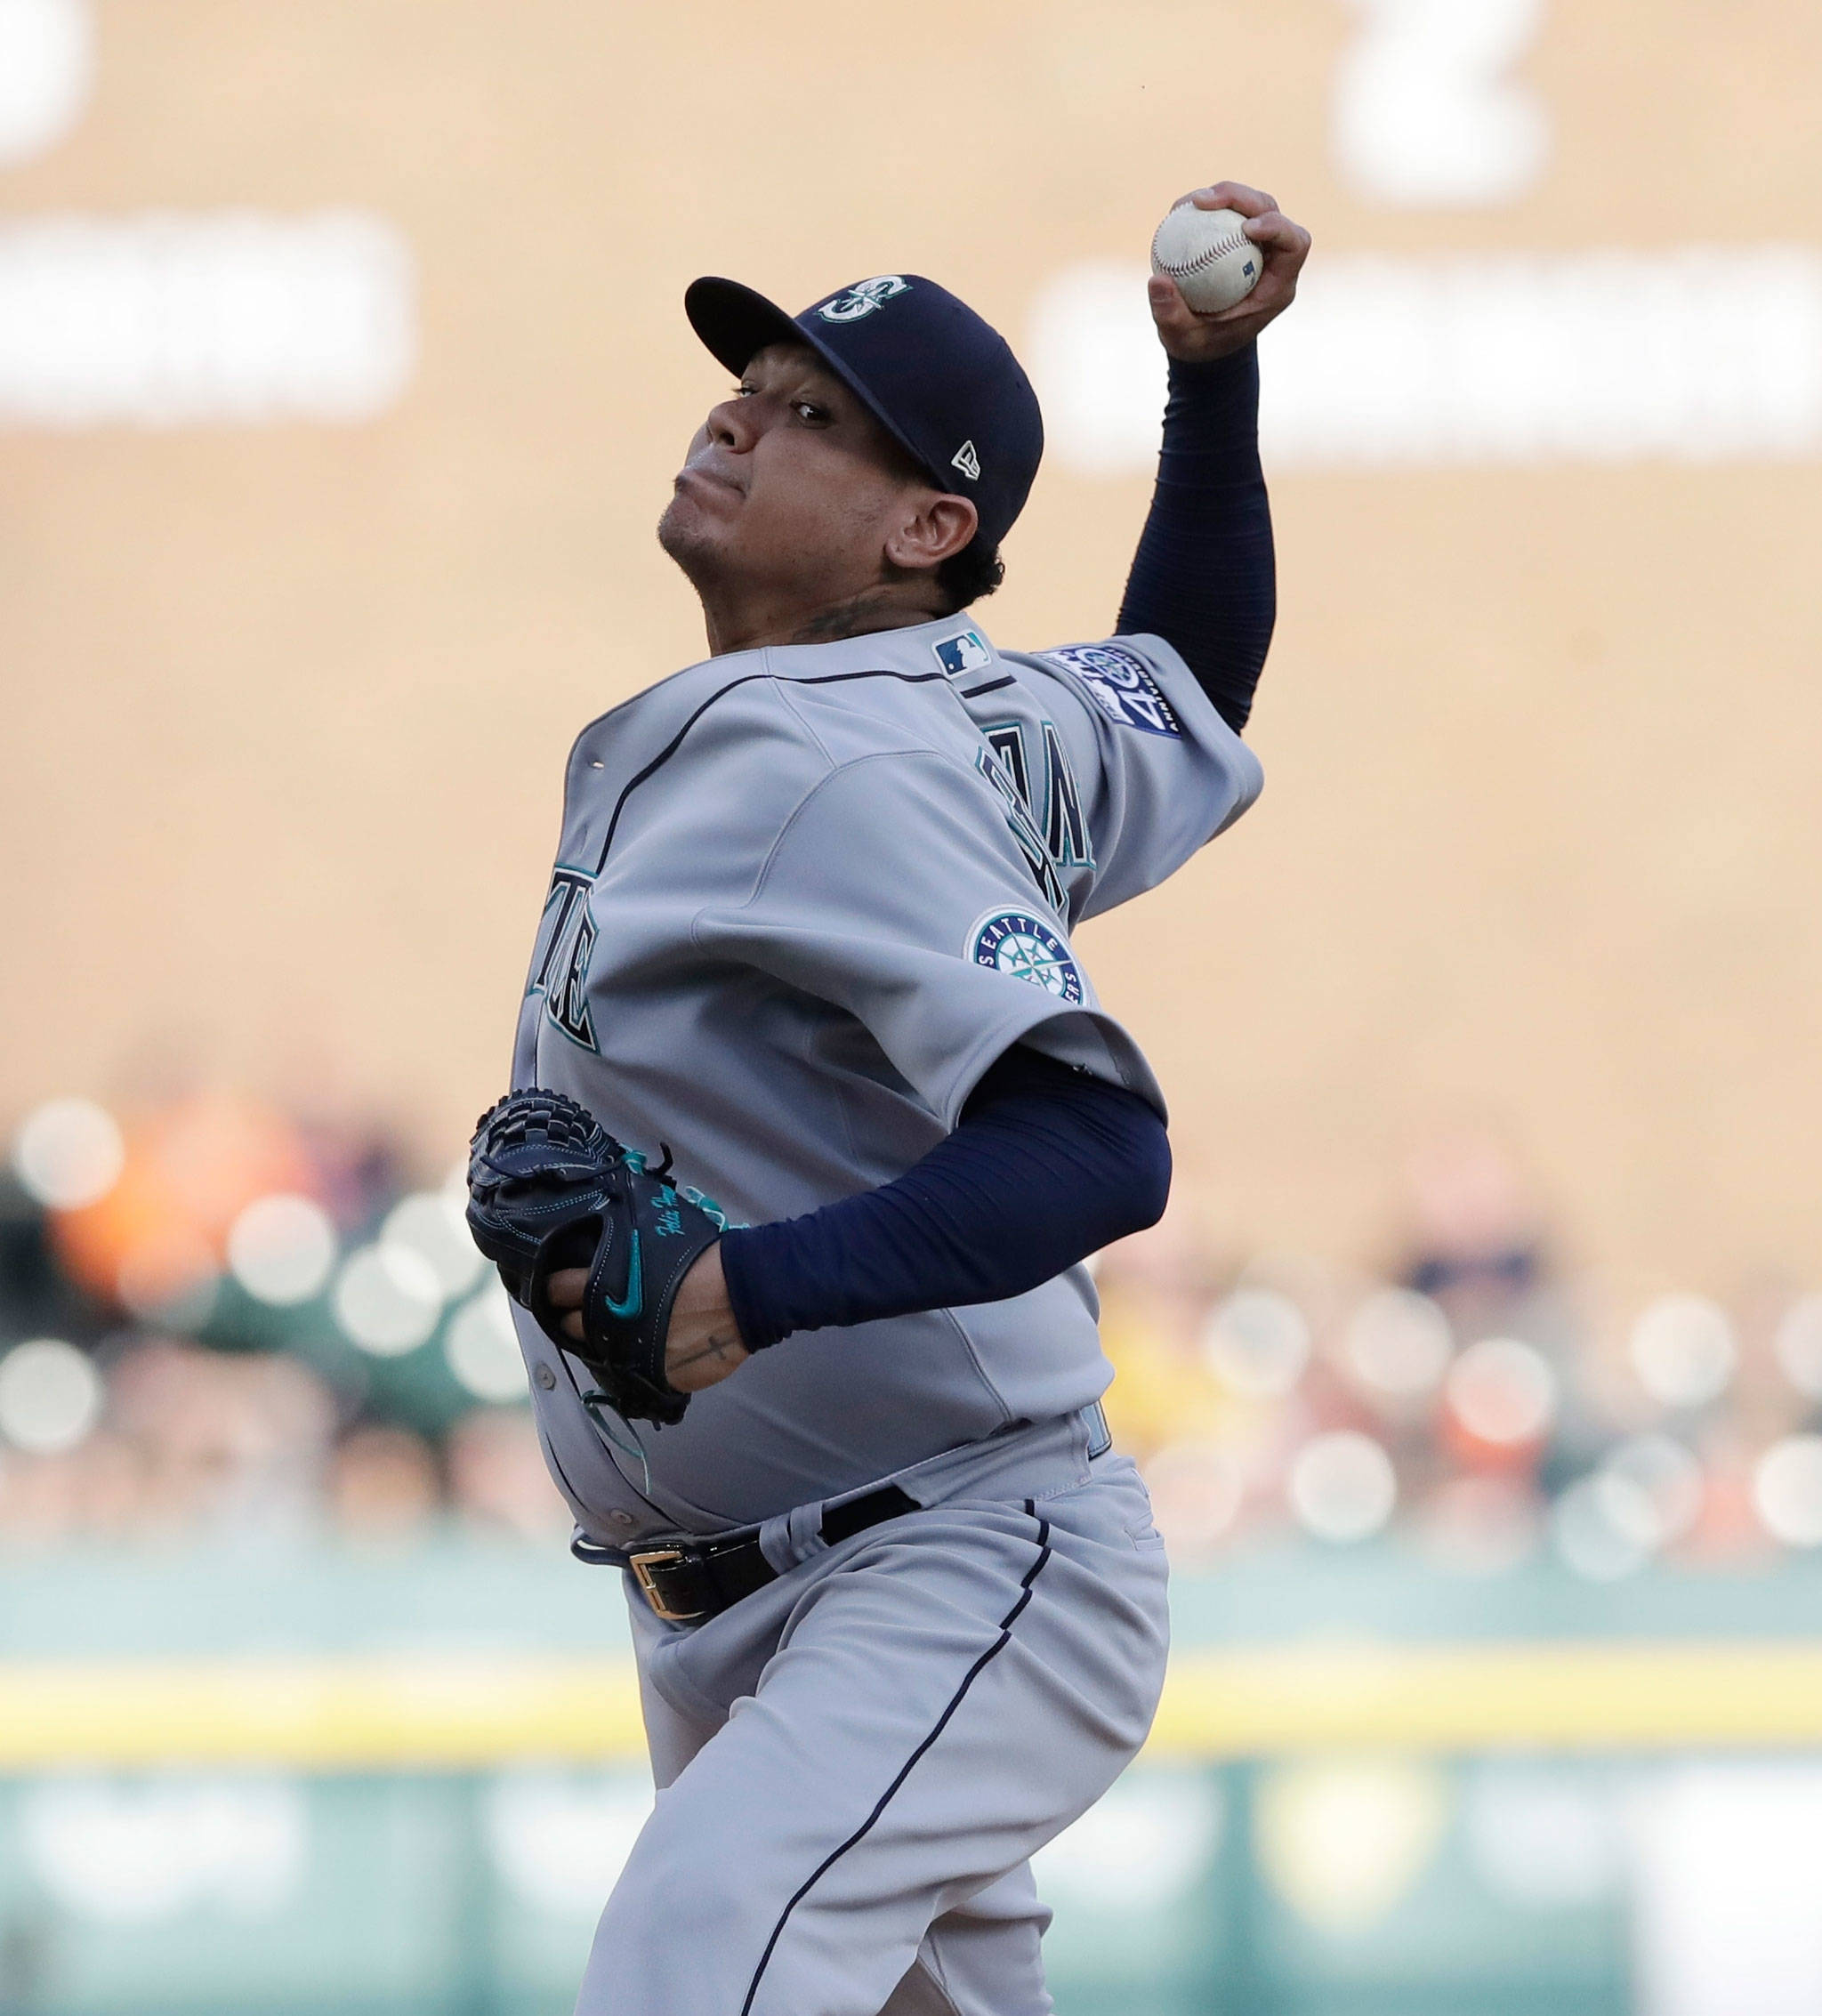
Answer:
[1149, 181, 1312, 363]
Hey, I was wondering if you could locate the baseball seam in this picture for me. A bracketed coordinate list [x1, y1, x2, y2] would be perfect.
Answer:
[1153, 228, 1254, 278]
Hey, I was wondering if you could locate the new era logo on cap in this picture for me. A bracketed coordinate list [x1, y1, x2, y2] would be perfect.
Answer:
[950, 439, 981, 481]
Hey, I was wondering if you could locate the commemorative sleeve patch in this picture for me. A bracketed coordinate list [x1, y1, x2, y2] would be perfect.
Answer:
[1043, 642, 1182, 739]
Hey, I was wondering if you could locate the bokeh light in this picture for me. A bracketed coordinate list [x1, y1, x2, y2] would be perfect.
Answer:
[1201, 1286, 1310, 1399]
[11, 1096, 124, 1210]
[445, 1283, 529, 1403]
[1772, 1294, 1822, 1401]
[1343, 1286, 1453, 1402]
[0, 1337, 101, 1454]
[332, 1244, 441, 1358]
[1254, 1759, 1449, 1933]
[45, 1091, 315, 1315]
[1600, 1433, 1705, 1549]
[1446, 1337, 1558, 1447]
[1289, 1431, 1397, 1544]
[1630, 1293, 1737, 1409]
[1552, 1473, 1656, 1582]
[0, 0, 92, 167]
[1752, 1436, 1822, 1548]
[226, 1194, 337, 1306]
[383, 1189, 484, 1301]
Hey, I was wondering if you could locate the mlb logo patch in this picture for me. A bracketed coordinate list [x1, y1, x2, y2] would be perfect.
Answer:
[933, 629, 993, 678]
[1044, 643, 1182, 738]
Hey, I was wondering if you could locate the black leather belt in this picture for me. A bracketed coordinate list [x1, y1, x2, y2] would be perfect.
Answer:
[576, 1405, 1112, 1624]
[581, 1482, 920, 1625]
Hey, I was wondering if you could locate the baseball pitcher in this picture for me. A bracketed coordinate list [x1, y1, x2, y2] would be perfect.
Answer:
[469, 180, 1310, 2016]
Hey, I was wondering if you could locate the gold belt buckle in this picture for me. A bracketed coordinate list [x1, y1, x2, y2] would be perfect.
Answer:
[629, 1546, 705, 1624]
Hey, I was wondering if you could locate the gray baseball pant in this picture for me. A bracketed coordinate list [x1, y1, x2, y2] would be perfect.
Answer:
[574, 1433, 1170, 2016]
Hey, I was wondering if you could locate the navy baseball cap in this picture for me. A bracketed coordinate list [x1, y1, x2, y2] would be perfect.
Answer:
[683, 273, 1044, 550]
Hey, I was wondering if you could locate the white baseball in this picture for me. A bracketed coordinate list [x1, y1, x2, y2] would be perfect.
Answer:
[1149, 203, 1264, 315]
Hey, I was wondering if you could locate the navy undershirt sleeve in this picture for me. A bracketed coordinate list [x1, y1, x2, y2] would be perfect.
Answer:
[717, 1047, 1171, 1352]
[1116, 342, 1276, 735]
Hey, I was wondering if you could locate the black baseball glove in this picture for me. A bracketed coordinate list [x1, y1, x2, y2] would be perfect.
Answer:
[464, 1087, 728, 1427]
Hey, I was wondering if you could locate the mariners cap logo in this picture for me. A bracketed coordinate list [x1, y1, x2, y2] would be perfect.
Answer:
[818, 275, 911, 323]
[950, 439, 981, 481]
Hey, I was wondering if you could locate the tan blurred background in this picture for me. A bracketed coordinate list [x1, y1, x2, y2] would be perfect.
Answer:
[6, 13, 1822, 2014]
[4, 0, 1820, 1286]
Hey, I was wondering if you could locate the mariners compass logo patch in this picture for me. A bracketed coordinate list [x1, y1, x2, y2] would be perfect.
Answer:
[968, 909, 1085, 1004]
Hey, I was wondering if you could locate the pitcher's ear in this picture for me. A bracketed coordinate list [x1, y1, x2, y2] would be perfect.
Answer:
[884, 494, 979, 575]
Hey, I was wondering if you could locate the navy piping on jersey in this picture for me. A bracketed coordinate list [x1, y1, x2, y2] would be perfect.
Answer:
[738, 1504, 1053, 2016]
[593, 667, 952, 874]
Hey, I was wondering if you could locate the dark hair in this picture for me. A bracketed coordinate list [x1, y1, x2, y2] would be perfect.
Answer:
[863, 421, 1007, 615]
[936, 536, 1004, 614]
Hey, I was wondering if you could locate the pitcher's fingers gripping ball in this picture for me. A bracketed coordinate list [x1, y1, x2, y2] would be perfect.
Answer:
[1146, 182, 1311, 366]
[465, 1088, 727, 1427]
[1150, 199, 1264, 314]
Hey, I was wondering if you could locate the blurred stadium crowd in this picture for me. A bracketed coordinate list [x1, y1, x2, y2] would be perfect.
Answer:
[4, 1077, 1822, 1573]
[0, 1079, 565, 1548]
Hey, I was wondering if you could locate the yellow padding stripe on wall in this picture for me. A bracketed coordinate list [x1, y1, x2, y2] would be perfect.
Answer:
[4, 1643, 1822, 1770]
[0, 1657, 648, 1770]
[1147, 1643, 1822, 1757]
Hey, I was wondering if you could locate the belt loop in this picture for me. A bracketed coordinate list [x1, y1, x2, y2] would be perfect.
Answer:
[758, 1499, 827, 1576]
[787, 1498, 828, 1563]
[755, 1512, 794, 1576]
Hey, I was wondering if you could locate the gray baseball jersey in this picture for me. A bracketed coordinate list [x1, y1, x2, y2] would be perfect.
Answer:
[506, 610, 1262, 1541]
